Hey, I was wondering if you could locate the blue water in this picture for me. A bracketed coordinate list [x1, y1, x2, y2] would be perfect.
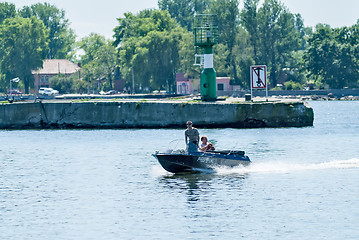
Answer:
[0, 101, 358, 239]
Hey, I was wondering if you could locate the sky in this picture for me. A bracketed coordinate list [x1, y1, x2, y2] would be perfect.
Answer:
[5, 0, 359, 39]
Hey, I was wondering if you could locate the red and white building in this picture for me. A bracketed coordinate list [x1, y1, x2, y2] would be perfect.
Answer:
[176, 73, 192, 95]
[216, 77, 232, 93]
[176, 73, 236, 95]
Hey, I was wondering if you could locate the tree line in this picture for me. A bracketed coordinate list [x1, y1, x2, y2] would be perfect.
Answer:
[1, 0, 359, 94]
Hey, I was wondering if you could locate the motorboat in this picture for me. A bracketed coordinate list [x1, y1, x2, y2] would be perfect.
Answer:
[153, 149, 250, 173]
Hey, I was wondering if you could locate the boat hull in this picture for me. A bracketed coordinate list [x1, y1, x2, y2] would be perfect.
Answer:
[153, 151, 250, 173]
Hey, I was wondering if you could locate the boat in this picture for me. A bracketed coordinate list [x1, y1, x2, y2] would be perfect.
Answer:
[153, 149, 250, 173]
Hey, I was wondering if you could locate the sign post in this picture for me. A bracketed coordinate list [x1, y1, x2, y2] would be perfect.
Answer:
[9, 77, 20, 101]
[250, 65, 267, 100]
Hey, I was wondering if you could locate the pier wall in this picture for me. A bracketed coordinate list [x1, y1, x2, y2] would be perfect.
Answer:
[0, 101, 314, 129]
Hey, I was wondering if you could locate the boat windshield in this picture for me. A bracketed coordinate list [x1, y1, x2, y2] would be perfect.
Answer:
[165, 139, 186, 153]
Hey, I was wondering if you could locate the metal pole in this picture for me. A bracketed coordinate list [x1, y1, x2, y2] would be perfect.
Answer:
[9, 77, 20, 102]
[131, 67, 135, 94]
[250, 66, 253, 99]
[9, 80, 12, 100]
[87, 69, 90, 94]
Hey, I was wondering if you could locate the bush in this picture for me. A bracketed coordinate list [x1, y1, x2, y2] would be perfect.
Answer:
[271, 86, 283, 91]
[49, 74, 84, 94]
[284, 81, 302, 90]
[73, 79, 88, 94]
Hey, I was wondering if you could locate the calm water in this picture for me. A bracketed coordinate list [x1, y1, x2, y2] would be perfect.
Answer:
[1, 101, 358, 240]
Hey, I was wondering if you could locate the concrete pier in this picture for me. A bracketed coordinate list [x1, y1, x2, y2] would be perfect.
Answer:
[0, 98, 314, 129]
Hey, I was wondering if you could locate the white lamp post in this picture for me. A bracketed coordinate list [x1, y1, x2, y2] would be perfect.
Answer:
[9, 77, 20, 101]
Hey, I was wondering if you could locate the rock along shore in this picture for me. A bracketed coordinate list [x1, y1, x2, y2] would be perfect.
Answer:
[0, 98, 314, 129]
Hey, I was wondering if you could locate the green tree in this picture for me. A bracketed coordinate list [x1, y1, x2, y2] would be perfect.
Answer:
[78, 34, 117, 92]
[84, 43, 118, 91]
[241, 0, 260, 62]
[0, 2, 16, 24]
[0, 3, 17, 92]
[235, 27, 255, 88]
[19, 3, 76, 59]
[78, 33, 107, 65]
[177, 30, 198, 78]
[0, 16, 49, 93]
[258, 0, 302, 86]
[241, 0, 304, 87]
[304, 24, 359, 89]
[158, 0, 210, 31]
[208, 0, 241, 84]
[114, 10, 186, 92]
[213, 43, 230, 77]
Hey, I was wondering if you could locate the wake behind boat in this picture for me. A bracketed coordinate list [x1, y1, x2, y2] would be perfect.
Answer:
[153, 149, 250, 173]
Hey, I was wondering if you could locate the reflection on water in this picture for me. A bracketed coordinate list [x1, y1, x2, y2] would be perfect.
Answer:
[160, 174, 209, 202]
[158, 171, 247, 204]
[157, 171, 248, 230]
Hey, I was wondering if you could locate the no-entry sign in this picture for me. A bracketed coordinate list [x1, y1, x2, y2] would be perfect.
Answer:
[250, 65, 268, 99]
[251, 65, 267, 89]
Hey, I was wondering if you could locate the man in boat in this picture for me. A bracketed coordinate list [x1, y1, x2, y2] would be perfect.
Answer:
[185, 121, 200, 152]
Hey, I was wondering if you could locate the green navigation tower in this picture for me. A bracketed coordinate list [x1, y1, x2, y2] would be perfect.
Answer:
[194, 14, 218, 101]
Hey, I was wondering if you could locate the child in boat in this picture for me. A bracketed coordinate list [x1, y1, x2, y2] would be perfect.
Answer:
[200, 135, 215, 152]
